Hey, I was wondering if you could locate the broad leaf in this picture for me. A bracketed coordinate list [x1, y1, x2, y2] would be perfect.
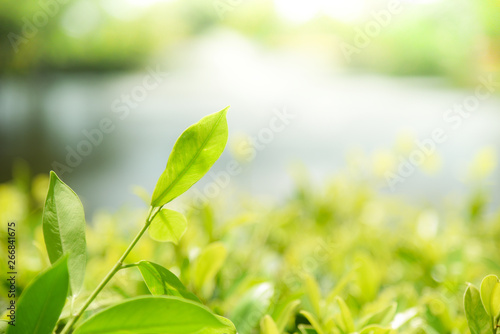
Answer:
[193, 242, 228, 291]
[480, 275, 500, 318]
[42, 171, 86, 296]
[464, 284, 490, 334]
[7, 257, 69, 334]
[148, 209, 187, 244]
[138, 260, 200, 302]
[73, 296, 236, 334]
[151, 108, 229, 207]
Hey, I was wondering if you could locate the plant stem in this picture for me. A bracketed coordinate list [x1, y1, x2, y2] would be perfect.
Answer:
[60, 207, 160, 334]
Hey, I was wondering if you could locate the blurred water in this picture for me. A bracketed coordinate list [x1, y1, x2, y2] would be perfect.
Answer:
[1, 30, 499, 214]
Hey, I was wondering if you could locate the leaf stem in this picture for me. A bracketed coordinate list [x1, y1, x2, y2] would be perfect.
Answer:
[60, 206, 160, 334]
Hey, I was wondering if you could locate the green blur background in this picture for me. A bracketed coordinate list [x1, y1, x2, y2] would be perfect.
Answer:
[1, 0, 499, 81]
[1, 1, 500, 333]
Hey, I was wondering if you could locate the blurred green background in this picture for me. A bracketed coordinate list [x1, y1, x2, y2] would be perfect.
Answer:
[1, 0, 499, 79]
[2, 1, 500, 333]
[1, 0, 499, 214]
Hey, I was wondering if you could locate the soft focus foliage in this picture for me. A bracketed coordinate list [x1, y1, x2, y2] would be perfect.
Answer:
[1, 147, 499, 333]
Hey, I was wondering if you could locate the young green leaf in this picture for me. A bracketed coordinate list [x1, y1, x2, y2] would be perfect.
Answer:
[360, 303, 397, 328]
[335, 296, 355, 334]
[260, 315, 280, 334]
[72, 296, 236, 334]
[42, 171, 86, 296]
[305, 274, 322, 318]
[389, 307, 417, 330]
[275, 299, 300, 332]
[480, 275, 500, 318]
[192, 241, 228, 291]
[299, 310, 325, 334]
[298, 324, 318, 334]
[231, 283, 274, 334]
[464, 284, 491, 334]
[359, 325, 393, 334]
[138, 260, 200, 302]
[151, 108, 229, 207]
[148, 209, 187, 244]
[7, 257, 69, 334]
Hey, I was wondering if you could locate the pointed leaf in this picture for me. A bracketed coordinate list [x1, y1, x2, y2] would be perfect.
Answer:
[305, 274, 322, 318]
[42, 171, 86, 296]
[275, 299, 300, 332]
[7, 257, 69, 334]
[148, 209, 187, 244]
[138, 260, 200, 302]
[151, 108, 229, 207]
[336, 296, 355, 334]
[464, 284, 490, 334]
[298, 324, 317, 334]
[360, 303, 397, 328]
[73, 296, 236, 334]
[300, 310, 325, 334]
[260, 315, 280, 334]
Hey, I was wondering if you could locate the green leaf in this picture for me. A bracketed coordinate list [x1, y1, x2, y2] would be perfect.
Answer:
[335, 296, 355, 334]
[305, 274, 322, 318]
[464, 284, 491, 334]
[275, 299, 300, 332]
[137, 260, 200, 302]
[151, 108, 229, 207]
[73, 296, 236, 334]
[148, 209, 187, 244]
[359, 325, 393, 334]
[299, 310, 325, 334]
[298, 324, 317, 334]
[360, 303, 397, 328]
[260, 315, 280, 334]
[0, 321, 8, 334]
[42, 171, 86, 296]
[389, 307, 417, 329]
[231, 283, 274, 334]
[480, 275, 500, 318]
[7, 257, 69, 334]
[193, 242, 228, 291]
